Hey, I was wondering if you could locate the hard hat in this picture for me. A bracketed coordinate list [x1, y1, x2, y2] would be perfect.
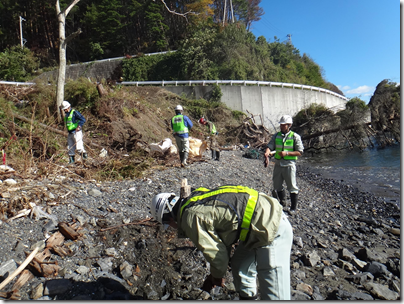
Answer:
[279, 115, 293, 124]
[199, 117, 206, 124]
[175, 105, 183, 111]
[62, 101, 71, 110]
[150, 192, 180, 224]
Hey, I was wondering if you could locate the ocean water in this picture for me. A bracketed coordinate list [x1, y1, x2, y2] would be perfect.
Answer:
[299, 144, 400, 207]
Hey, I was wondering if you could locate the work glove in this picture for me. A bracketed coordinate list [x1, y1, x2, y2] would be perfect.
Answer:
[202, 274, 224, 292]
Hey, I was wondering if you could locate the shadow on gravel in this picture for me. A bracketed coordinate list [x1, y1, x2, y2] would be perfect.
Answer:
[49, 277, 142, 300]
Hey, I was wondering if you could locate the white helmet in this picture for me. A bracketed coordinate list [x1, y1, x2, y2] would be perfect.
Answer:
[150, 193, 180, 224]
[175, 105, 183, 111]
[62, 100, 71, 110]
[279, 115, 293, 124]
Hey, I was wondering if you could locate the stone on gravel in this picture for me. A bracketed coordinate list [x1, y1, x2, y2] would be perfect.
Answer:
[30, 283, 44, 300]
[88, 188, 102, 197]
[363, 282, 400, 300]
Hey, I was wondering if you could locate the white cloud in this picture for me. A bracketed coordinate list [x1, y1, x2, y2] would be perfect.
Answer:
[337, 85, 351, 90]
[346, 85, 374, 94]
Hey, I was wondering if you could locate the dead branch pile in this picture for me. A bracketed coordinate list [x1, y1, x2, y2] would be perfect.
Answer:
[225, 111, 272, 149]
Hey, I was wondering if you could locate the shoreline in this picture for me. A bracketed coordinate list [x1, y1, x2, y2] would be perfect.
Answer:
[0, 149, 400, 300]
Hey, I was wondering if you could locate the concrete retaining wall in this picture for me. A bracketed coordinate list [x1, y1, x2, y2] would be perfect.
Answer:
[35, 59, 123, 82]
[163, 85, 346, 133]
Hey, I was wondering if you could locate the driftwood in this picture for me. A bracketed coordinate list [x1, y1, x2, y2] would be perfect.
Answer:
[0, 246, 40, 291]
[58, 222, 80, 240]
[11, 270, 34, 291]
[180, 179, 191, 199]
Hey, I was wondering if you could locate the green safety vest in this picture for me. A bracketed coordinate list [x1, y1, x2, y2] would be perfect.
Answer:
[179, 185, 259, 241]
[64, 109, 79, 131]
[275, 131, 297, 160]
[172, 115, 189, 134]
[207, 122, 217, 135]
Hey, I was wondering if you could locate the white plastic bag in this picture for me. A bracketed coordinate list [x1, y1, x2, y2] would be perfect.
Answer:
[149, 138, 173, 154]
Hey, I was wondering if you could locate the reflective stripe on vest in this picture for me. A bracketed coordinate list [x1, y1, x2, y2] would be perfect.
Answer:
[179, 185, 259, 241]
[275, 131, 297, 160]
[64, 109, 79, 131]
[172, 115, 189, 134]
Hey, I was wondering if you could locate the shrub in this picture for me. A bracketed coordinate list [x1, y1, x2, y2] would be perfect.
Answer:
[0, 46, 40, 81]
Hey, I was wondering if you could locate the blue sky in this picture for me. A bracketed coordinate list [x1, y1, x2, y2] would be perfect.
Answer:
[250, 0, 400, 103]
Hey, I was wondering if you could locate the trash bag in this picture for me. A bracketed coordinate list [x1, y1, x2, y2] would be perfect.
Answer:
[149, 138, 174, 154]
[189, 137, 208, 157]
[242, 149, 260, 159]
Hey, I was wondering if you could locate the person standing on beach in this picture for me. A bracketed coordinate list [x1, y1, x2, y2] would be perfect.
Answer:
[264, 115, 304, 214]
[62, 100, 87, 164]
[171, 105, 193, 167]
[150, 185, 293, 300]
[198, 117, 220, 161]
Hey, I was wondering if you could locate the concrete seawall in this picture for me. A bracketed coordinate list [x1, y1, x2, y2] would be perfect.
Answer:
[163, 85, 346, 133]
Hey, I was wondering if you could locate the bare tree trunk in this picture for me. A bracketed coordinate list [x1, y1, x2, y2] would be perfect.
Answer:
[55, 0, 81, 123]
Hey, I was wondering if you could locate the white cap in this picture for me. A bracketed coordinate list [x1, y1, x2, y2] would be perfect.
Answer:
[175, 105, 183, 111]
[62, 100, 71, 110]
[279, 115, 293, 124]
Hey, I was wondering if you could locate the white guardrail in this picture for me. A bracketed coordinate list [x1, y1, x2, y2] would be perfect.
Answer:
[120, 80, 349, 101]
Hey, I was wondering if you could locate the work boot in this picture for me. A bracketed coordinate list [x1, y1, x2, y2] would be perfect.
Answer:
[83, 152, 88, 159]
[276, 190, 287, 208]
[215, 151, 220, 161]
[182, 152, 189, 166]
[290, 193, 298, 211]
[179, 152, 184, 165]
[211, 150, 215, 160]
[68, 156, 75, 164]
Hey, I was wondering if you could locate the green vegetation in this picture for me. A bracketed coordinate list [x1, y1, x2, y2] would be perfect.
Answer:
[0, 46, 40, 81]
[122, 24, 335, 92]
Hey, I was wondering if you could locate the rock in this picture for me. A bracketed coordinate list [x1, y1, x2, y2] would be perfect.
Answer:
[350, 292, 374, 300]
[0, 259, 17, 277]
[120, 261, 133, 280]
[351, 257, 367, 270]
[336, 259, 355, 272]
[97, 258, 114, 272]
[338, 248, 355, 262]
[363, 261, 391, 278]
[30, 283, 44, 300]
[346, 272, 374, 285]
[389, 228, 400, 235]
[292, 269, 306, 280]
[356, 216, 379, 226]
[105, 247, 119, 258]
[291, 290, 311, 300]
[323, 267, 335, 276]
[296, 283, 313, 295]
[144, 283, 159, 300]
[355, 247, 388, 263]
[302, 250, 321, 267]
[88, 188, 102, 197]
[76, 265, 89, 275]
[293, 236, 303, 248]
[363, 282, 399, 300]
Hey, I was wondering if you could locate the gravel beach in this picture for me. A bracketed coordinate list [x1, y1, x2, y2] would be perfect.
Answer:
[0, 149, 400, 300]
